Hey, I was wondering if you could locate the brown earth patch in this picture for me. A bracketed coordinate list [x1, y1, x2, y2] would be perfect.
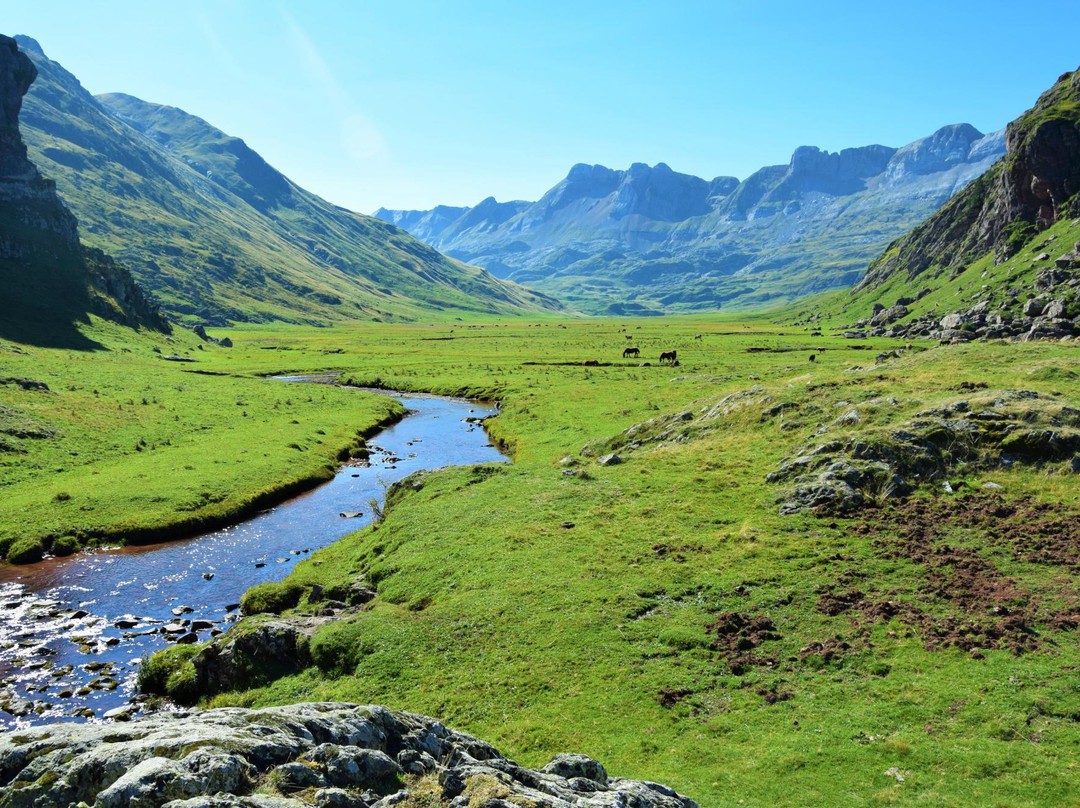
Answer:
[705, 611, 780, 675]
[656, 687, 693, 707]
[833, 494, 1080, 653]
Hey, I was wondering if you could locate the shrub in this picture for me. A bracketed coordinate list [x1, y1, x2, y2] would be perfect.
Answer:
[240, 581, 305, 615]
[310, 621, 371, 674]
[165, 662, 200, 704]
[7, 537, 44, 564]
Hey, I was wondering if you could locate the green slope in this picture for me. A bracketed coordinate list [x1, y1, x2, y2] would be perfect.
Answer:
[13, 35, 561, 326]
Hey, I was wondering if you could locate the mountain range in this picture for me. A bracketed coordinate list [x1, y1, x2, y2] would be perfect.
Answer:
[13, 36, 559, 326]
[376, 125, 1005, 314]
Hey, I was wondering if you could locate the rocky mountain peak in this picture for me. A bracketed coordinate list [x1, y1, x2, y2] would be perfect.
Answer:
[788, 143, 897, 188]
[885, 123, 987, 181]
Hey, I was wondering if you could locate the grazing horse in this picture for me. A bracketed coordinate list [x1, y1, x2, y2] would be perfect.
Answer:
[694, 334, 703, 340]
[659, 350, 677, 365]
[583, 359, 600, 366]
[623, 347, 640, 358]
[809, 354, 816, 363]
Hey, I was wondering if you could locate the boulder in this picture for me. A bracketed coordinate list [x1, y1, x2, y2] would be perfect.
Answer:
[939, 312, 965, 330]
[1044, 299, 1067, 319]
[0, 703, 698, 808]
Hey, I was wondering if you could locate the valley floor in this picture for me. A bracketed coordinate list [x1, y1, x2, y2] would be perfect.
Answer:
[4, 314, 1080, 806]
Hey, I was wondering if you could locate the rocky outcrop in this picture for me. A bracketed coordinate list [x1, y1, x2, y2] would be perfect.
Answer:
[0, 35, 37, 179]
[857, 66, 1080, 292]
[0, 34, 169, 341]
[188, 616, 326, 696]
[0, 702, 698, 808]
[768, 390, 1080, 514]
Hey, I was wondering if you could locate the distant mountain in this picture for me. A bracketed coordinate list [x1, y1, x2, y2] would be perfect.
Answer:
[376, 126, 1004, 314]
[0, 35, 167, 348]
[14, 36, 560, 325]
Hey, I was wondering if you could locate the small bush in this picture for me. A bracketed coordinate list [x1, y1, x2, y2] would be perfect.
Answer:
[240, 581, 305, 615]
[7, 537, 44, 564]
[165, 662, 200, 704]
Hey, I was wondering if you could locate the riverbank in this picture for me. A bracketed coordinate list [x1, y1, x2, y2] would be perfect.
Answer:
[0, 325, 407, 562]
[0, 392, 506, 726]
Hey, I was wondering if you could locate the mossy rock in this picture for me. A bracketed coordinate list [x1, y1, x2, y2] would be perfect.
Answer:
[240, 581, 305, 615]
[7, 537, 44, 564]
[50, 535, 80, 556]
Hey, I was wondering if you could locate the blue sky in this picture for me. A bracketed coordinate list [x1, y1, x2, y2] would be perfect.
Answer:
[6, 1, 1079, 213]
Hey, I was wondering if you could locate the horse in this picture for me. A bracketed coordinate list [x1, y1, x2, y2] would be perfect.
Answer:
[659, 350, 677, 365]
[623, 347, 640, 358]
[583, 359, 600, 366]
[694, 334, 703, 340]
[809, 354, 815, 363]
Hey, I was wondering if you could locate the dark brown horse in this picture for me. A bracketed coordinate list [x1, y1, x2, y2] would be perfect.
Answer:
[623, 347, 640, 358]
[583, 359, 600, 366]
[659, 350, 677, 365]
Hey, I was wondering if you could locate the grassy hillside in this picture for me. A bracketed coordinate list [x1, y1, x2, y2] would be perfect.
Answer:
[783, 211, 1080, 332]
[90, 317, 1080, 807]
[14, 36, 560, 326]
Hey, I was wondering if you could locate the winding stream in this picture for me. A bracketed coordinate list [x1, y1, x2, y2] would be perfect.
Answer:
[0, 389, 507, 728]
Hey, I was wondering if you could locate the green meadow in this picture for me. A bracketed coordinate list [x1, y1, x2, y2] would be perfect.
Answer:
[5, 312, 1080, 805]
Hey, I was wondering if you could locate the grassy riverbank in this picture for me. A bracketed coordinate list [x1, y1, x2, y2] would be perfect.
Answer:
[0, 319, 404, 559]
[9, 313, 1080, 805]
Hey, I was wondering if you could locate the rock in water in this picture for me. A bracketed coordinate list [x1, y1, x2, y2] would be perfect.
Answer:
[0, 702, 699, 807]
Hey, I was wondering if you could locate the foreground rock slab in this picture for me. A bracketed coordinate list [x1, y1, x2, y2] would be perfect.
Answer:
[0, 702, 697, 808]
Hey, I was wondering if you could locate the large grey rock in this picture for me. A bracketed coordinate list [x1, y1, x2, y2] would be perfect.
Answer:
[0, 703, 698, 808]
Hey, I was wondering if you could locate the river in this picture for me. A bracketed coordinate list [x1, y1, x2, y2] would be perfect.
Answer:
[0, 390, 507, 728]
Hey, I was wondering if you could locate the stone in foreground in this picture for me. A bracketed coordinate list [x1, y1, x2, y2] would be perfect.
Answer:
[0, 702, 698, 808]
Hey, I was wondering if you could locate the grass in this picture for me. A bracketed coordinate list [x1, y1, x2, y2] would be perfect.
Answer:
[0, 319, 404, 556]
[7, 311, 1080, 805]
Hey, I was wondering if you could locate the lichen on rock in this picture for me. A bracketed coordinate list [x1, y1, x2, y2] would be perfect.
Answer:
[0, 702, 698, 808]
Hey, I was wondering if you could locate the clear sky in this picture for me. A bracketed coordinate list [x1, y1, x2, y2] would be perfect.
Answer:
[5, 1, 1080, 213]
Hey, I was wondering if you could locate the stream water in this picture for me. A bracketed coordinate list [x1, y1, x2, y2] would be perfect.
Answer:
[0, 388, 507, 729]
